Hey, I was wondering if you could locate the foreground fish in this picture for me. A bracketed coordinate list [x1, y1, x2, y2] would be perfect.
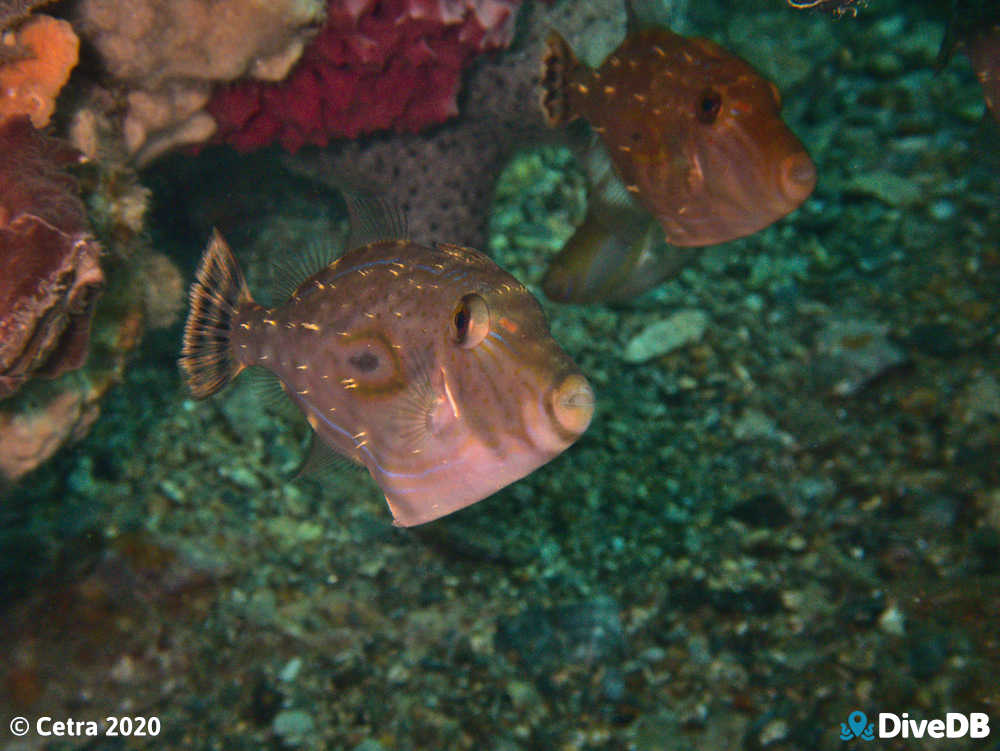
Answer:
[180, 201, 594, 526]
[540, 22, 816, 248]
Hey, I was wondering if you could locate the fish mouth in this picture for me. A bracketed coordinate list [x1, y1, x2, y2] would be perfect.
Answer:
[550, 373, 595, 437]
[778, 151, 816, 206]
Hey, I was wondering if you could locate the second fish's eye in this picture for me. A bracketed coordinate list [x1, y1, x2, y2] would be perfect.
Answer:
[696, 88, 722, 124]
[453, 293, 490, 348]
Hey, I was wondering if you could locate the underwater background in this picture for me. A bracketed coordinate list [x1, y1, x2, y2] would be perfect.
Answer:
[1, 0, 999, 749]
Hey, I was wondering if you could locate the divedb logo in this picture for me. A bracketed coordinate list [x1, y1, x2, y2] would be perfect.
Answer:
[839, 710, 990, 741]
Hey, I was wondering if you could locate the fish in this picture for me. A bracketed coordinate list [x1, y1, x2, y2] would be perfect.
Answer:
[784, 0, 862, 17]
[542, 140, 698, 304]
[539, 20, 816, 248]
[179, 198, 595, 527]
[965, 25, 1000, 123]
[939, 0, 1000, 125]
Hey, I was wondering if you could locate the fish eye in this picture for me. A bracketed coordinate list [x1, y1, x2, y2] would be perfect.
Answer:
[696, 88, 722, 124]
[452, 293, 490, 349]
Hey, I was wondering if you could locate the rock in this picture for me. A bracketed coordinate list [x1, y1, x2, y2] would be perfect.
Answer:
[622, 309, 709, 363]
[494, 596, 625, 674]
[272, 709, 315, 746]
[813, 319, 907, 396]
[958, 375, 1000, 424]
[843, 172, 922, 208]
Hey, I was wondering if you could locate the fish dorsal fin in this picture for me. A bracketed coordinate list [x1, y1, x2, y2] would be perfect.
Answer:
[265, 235, 343, 306]
[624, 0, 640, 34]
[344, 192, 409, 249]
[625, 0, 685, 33]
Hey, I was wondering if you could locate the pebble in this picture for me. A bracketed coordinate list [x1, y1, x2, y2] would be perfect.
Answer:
[758, 718, 789, 746]
[622, 309, 709, 363]
[928, 198, 956, 221]
[158, 479, 185, 503]
[878, 605, 906, 636]
[219, 464, 262, 491]
[959, 375, 1000, 423]
[731, 409, 791, 445]
[814, 319, 907, 396]
[494, 596, 625, 673]
[272, 709, 315, 746]
[279, 656, 302, 682]
[844, 172, 922, 208]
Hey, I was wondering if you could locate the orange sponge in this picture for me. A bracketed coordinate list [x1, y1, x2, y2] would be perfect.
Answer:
[0, 15, 79, 127]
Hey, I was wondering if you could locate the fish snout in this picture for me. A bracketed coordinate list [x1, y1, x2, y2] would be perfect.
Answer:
[778, 151, 816, 206]
[551, 373, 595, 437]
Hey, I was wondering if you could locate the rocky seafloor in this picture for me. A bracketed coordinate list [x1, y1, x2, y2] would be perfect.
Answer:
[2, 1, 999, 750]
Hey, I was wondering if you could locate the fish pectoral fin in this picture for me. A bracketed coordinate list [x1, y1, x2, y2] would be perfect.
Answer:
[294, 434, 362, 480]
[389, 349, 448, 447]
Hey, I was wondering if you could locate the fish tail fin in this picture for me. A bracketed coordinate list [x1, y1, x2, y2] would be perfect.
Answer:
[540, 31, 582, 127]
[180, 230, 253, 399]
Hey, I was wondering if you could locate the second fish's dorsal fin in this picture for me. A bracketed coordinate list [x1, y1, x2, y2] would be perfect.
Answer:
[625, 0, 682, 32]
[344, 191, 409, 249]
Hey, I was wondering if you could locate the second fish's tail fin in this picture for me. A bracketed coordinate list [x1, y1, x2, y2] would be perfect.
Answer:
[180, 230, 253, 399]
[540, 31, 582, 127]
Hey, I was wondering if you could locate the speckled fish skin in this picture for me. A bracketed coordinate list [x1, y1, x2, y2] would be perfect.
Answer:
[181, 230, 594, 527]
[966, 25, 1000, 123]
[541, 27, 817, 247]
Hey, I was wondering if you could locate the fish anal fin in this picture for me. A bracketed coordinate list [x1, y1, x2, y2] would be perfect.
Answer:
[243, 368, 301, 420]
[295, 433, 362, 481]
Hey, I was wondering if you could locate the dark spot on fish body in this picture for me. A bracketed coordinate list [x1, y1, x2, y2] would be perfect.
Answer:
[338, 330, 407, 396]
[349, 351, 379, 372]
[696, 88, 722, 124]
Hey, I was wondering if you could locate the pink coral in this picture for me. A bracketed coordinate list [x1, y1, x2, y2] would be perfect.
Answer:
[207, 0, 522, 152]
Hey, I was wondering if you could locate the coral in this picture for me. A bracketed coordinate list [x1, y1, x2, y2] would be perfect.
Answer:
[0, 240, 152, 483]
[0, 381, 100, 483]
[0, 116, 103, 400]
[74, 0, 326, 163]
[282, 0, 627, 246]
[138, 251, 185, 330]
[0, 0, 56, 33]
[207, 0, 522, 152]
[0, 13, 78, 127]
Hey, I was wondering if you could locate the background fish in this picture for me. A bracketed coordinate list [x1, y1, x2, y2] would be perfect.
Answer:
[542, 141, 699, 304]
[965, 26, 1000, 123]
[540, 22, 816, 248]
[179, 200, 594, 527]
[939, 0, 1000, 125]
